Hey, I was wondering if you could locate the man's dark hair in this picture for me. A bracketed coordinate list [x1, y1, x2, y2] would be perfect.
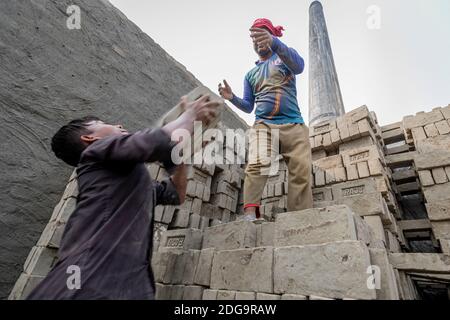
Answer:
[51, 116, 100, 167]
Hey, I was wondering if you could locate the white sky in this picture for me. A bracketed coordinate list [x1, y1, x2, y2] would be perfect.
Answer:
[109, 0, 450, 126]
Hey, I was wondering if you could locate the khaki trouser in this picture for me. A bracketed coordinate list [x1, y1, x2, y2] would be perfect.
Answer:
[243, 122, 313, 214]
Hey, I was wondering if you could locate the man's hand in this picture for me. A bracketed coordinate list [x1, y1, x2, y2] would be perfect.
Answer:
[162, 95, 220, 138]
[170, 164, 187, 204]
[250, 27, 273, 51]
[218, 80, 233, 100]
[181, 95, 220, 127]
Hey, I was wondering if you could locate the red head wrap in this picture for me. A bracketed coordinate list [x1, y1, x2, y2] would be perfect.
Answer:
[251, 18, 284, 37]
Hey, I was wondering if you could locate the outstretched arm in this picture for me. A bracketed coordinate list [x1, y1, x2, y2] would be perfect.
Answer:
[80, 127, 176, 165]
[219, 79, 255, 113]
[229, 78, 255, 113]
[81, 96, 220, 165]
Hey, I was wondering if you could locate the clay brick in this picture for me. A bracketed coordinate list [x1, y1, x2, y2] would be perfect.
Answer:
[368, 248, 400, 300]
[346, 164, 359, 180]
[423, 183, 450, 203]
[281, 294, 307, 300]
[330, 129, 341, 144]
[445, 166, 450, 180]
[431, 221, 450, 239]
[363, 215, 386, 245]
[339, 136, 375, 153]
[189, 213, 201, 229]
[411, 126, 427, 142]
[313, 154, 343, 172]
[442, 105, 450, 119]
[334, 167, 347, 182]
[194, 248, 215, 286]
[325, 168, 336, 185]
[425, 201, 450, 221]
[235, 291, 256, 300]
[357, 119, 371, 136]
[435, 120, 450, 135]
[314, 135, 323, 149]
[323, 132, 332, 147]
[274, 241, 376, 300]
[315, 169, 326, 187]
[403, 109, 444, 130]
[432, 167, 448, 184]
[170, 209, 190, 228]
[338, 122, 350, 142]
[424, 123, 439, 137]
[418, 170, 435, 186]
[341, 145, 381, 167]
[203, 289, 218, 300]
[368, 159, 383, 176]
[256, 293, 280, 300]
[348, 123, 361, 139]
[309, 137, 315, 149]
[211, 247, 273, 293]
[182, 285, 204, 300]
[357, 162, 370, 178]
[312, 187, 333, 202]
[159, 229, 202, 251]
[312, 150, 327, 161]
[274, 205, 371, 247]
[203, 221, 257, 250]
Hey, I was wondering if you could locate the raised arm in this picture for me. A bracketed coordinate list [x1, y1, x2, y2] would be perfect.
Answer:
[250, 27, 305, 75]
[81, 95, 220, 166]
[80, 128, 176, 165]
[271, 37, 304, 75]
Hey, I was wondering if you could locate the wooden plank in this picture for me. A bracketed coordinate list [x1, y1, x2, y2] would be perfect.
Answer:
[404, 231, 431, 238]
[392, 169, 417, 182]
[389, 253, 450, 274]
[382, 128, 405, 145]
[385, 144, 410, 155]
[398, 219, 431, 232]
[381, 122, 402, 133]
[396, 181, 420, 193]
[409, 273, 450, 283]
[386, 152, 417, 169]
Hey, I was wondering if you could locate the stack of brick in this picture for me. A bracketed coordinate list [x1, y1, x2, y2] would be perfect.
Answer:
[405, 105, 450, 254]
[9, 124, 247, 299]
[308, 106, 402, 254]
[150, 162, 214, 252]
[8, 171, 78, 299]
[403, 105, 450, 147]
[150, 123, 247, 252]
[152, 205, 403, 300]
[209, 167, 242, 222]
[260, 159, 289, 221]
[310, 105, 383, 155]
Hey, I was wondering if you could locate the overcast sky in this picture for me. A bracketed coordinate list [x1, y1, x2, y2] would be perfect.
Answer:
[109, 0, 450, 126]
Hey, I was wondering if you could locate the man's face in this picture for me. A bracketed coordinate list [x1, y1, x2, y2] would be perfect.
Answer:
[252, 27, 272, 57]
[80, 120, 128, 144]
[253, 41, 271, 57]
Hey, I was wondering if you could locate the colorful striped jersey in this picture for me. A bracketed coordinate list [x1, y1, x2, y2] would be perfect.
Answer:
[230, 37, 305, 124]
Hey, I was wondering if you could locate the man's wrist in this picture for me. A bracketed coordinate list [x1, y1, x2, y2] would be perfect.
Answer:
[270, 36, 280, 51]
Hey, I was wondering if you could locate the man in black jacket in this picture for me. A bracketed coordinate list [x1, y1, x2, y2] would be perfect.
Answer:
[27, 95, 219, 299]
